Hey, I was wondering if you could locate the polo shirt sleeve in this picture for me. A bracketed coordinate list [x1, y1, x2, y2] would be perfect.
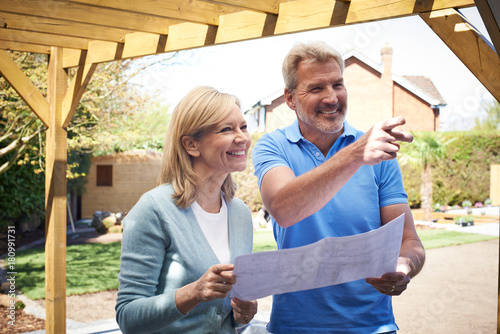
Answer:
[377, 159, 409, 207]
[252, 133, 290, 189]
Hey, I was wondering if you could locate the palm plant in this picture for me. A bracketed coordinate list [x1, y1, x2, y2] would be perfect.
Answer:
[399, 132, 456, 221]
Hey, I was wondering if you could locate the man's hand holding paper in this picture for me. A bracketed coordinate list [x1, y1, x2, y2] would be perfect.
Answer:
[231, 214, 405, 301]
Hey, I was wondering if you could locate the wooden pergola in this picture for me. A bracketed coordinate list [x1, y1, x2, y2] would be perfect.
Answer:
[0, 1, 498, 333]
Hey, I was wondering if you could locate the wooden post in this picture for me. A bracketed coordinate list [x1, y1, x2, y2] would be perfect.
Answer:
[45, 46, 68, 334]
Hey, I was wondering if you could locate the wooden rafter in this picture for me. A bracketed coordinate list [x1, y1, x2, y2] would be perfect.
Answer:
[420, 8, 500, 102]
[0, 0, 178, 35]
[474, 0, 500, 53]
[45, 0, 475, 68]
[69, 0, 241, 25]
[201, 0, 283, 13]
[0, 11, 135, 44]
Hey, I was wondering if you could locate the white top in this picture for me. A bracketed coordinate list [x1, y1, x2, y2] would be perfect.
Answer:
[191, 196, 230, 264]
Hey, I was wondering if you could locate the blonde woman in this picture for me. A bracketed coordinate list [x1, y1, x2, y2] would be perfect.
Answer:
[116, 86, 257, 333]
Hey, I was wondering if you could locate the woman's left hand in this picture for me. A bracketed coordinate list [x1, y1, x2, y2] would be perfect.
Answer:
[231, 297, 258, 324]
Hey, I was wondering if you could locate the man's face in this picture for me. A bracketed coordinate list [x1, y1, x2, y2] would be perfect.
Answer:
[285, 59, 348, 141]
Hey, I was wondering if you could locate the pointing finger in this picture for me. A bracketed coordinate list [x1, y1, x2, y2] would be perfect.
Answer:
[382, 117, 406, 130]
[390, 129, 413, 143]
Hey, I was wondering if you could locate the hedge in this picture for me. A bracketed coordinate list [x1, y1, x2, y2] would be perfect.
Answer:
[400, 131, 500, 208]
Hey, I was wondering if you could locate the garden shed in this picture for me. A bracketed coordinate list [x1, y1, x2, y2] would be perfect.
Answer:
[81, 149, 162, 219]
[0, 1, 498, 333]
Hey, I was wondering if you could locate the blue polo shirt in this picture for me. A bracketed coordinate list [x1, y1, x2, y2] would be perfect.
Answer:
[252, 120, 407, 333]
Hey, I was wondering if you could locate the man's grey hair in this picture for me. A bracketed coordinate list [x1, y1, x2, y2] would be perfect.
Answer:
[282, 41, 344, 92]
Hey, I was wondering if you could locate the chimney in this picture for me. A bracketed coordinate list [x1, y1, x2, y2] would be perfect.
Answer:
[380, 43, 394, 119]
[381, 43, 393, 79]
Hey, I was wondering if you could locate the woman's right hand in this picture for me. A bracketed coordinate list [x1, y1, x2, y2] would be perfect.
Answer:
[195, 263, 236, 301]
[175, 263, 235, 314]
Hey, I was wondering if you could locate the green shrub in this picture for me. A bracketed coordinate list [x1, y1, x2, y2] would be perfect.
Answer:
[0, 161, 45, 229]
[399, 131, 500, 208]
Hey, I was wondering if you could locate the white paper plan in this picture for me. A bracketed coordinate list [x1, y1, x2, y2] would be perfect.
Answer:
[231, 214, 405, 301]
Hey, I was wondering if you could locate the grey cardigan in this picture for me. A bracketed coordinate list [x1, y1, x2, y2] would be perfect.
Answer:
[115, 184, 253, 333]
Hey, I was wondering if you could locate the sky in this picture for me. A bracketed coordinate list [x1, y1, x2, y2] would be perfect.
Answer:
[133, 7, 495, 132]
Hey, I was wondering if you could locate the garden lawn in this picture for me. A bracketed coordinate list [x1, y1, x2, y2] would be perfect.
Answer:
[416, 229, 498, 249]
[15, 242, 121, 300]
[14, 229, 498, 299]
[253, 228, 498, 252]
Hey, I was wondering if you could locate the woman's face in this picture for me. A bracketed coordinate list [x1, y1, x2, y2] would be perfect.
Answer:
[190, 104, 251, 179]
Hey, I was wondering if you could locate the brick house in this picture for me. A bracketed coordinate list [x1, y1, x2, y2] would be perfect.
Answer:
[246, 45, 446, 133]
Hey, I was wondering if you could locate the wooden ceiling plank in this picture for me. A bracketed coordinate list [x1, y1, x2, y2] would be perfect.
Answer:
[0, 41, 51, 54]
[0, 50, 49, 126]
[0, 11, 133, 44]
[0, 0, 175, 35]
[474, 0, 500, 53]
[165, 22, 217, 51]
[62, 52, 97, 128]
[420, 8, 500, 101]
[69, 0, 239, 26]
[200, 0, 281, 14]
[0, 28, 90, 50]
[215, 10, 277, 43]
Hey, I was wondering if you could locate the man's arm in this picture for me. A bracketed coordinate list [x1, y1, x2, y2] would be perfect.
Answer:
[260, 117, 413, 228]
[365, 203, 426, 295]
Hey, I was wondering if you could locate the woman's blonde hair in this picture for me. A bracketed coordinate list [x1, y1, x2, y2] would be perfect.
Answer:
[282, 41, 344, 92]
[157, 86, 241, 208]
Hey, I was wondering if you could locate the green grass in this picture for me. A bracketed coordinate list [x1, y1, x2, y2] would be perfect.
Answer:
[416, 229, 498, 249]
[253, 229, 498, 252]
[16, 242, 121, 300]
[253, 230, 278, 253]
[14, 229, 497, 300]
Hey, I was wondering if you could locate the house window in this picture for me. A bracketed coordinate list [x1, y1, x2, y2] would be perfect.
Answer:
[96, 165, 113, 187]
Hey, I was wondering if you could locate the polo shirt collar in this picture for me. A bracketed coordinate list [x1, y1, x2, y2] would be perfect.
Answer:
[284, 120, 356, 143]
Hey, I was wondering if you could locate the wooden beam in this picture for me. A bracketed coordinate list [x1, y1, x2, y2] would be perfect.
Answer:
[274, 0, 475, 34]
[45, 46, 68, 334]
[62, 51, 97, 128]
[200, 0, 282, 14]
[420, 8, 500, 102]
[69, 0, 239, 26]
[474, 0, 500, 53]
[0, 0, 177, 35]
[56, 0, 476, 68]
[0, 41, 51, 54]
[0, 11, 134, 44]
[0, 50, 49, 126]
[0, 28, 90, 50]
[345, 0, 475, 23]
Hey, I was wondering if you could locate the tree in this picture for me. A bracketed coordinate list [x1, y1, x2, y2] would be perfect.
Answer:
[1, 51, 183, 227]
[473, 99, 500, 131]
[399, 133, 456, 221]
[0, 52, 47, 176]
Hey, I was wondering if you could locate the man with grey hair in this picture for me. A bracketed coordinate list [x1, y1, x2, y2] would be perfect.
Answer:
[252, 41, 425, 333]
